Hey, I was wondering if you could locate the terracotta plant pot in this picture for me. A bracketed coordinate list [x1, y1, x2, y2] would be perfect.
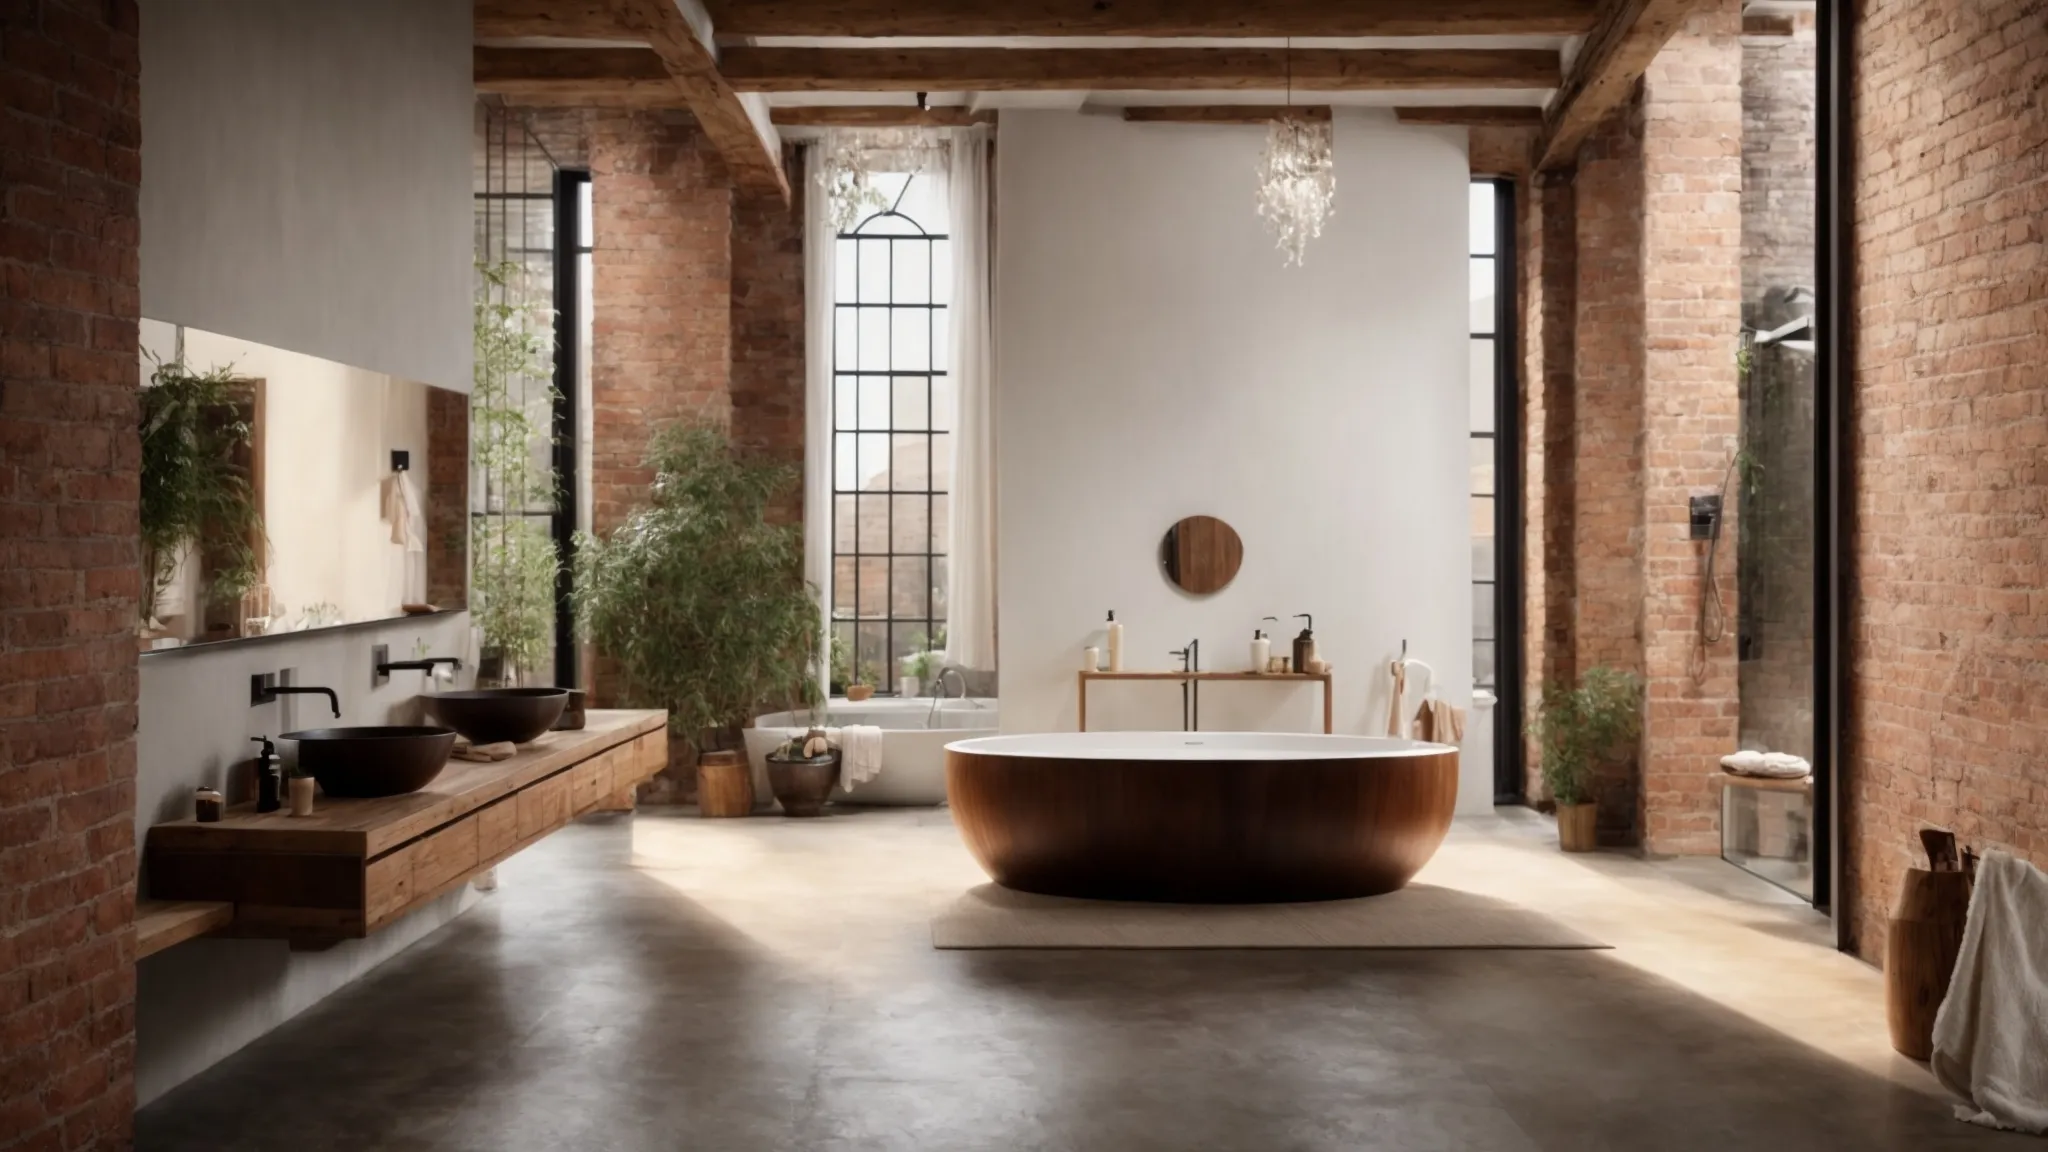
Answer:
[767, 752, 842, 818]
[845, 684, 875, 702]
[1556, 802, 1598, 852]
[697, 750, 754, 818]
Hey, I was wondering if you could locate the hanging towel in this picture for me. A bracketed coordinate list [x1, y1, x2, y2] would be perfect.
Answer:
[836, 725, 886, 792]
[1931, 850, 2048, 1133]
[1413, 699, 1466, 744]
[1386, 660, 1407, 738]
[380, 472, 426, 552]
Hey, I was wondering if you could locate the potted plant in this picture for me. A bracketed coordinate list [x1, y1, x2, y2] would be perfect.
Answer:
[1528, 666, 1642, 852]
[573, 419, 819, 813]
[140, 357, 265, 642]
[764, 681, 840, 817]
[471, 259, 561, 686]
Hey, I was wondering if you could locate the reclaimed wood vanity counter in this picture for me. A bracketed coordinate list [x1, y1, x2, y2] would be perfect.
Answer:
[146, 709, 667, 946]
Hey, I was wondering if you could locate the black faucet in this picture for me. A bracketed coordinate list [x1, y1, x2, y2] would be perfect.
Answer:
[379, 656, 461, 675]
[1168, 640, 1202, 731]
[249, 674, 340, 718]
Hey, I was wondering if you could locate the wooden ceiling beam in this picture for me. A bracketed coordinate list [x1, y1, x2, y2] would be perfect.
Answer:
[700, 0, 1598, 38]
[616, 0, 790, 203]
[475, 0, 636, 41]
[1121, 105, 1332, 124]
[473, 46, 674, 100]
[1534, 0, 1699, 170]
[769, 105, 994, 127]
[1395, 105, 1544, 126]
[721, 47, 1562, 92]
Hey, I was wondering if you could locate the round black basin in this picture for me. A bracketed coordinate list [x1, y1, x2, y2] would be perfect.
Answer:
[283, 726, 458, 798]
[425, 688, 569, 746]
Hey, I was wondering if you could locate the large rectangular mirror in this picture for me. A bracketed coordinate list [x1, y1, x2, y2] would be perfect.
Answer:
[137, 320, 467, 650]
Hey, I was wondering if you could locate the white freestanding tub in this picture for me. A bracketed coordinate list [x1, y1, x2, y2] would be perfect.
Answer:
[743, 696, 997, 807]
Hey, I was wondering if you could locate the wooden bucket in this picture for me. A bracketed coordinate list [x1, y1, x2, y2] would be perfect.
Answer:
[1885, 867, 1972, 1059]
[1557, 803, 1599, 852]
[696, 750, 754, 818]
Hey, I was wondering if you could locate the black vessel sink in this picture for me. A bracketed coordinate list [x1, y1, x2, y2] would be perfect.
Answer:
[282, 726, 457, 798]
[424, 688, 569, 746]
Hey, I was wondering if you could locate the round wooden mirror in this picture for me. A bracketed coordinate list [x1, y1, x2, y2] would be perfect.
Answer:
[1159, 516, 1244, 596]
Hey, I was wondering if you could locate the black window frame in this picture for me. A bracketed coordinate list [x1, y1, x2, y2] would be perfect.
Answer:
[1470, 177, 1525, 804]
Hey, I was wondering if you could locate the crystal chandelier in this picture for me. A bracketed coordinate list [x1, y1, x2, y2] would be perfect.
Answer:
[814, 127, 945, 232]
[1255, 41, 1335, 266]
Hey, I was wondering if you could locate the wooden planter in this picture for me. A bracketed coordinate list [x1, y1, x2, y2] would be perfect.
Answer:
[1885, 867, 1972, 1059]
[696, 749, 753, 817]
[1557, 802, 1598, 852]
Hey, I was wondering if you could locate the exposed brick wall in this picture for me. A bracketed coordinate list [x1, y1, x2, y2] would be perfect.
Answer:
[1569, 101, 1649, 840]
[424, 386, 468, 610]
[1845, 0, 2048, 958]
[1524, 172, 1577, 801]
[0, 1, 143, 1147]
[730, 145, 805, 526]
[1636, 0, 1744, 855]
[587, 109, 735, 541]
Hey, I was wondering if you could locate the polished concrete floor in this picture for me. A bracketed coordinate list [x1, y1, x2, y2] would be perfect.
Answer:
[139, 808, 2023, 1151]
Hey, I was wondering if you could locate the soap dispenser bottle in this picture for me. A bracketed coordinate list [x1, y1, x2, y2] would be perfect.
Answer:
[1291, 614, 1317, 675]
[251, 736, 284, 814]
[1251, 618, 1273, 674]
[1105, 610, 1124, 673]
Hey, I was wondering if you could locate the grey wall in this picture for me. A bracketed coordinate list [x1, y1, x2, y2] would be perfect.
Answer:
[139, 0, 474, 392]
[134, 613, 479, 1105]
[134, 0, 483, 1104]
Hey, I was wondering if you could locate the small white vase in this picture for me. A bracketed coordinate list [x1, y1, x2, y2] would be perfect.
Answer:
[899, 676, 921, 698]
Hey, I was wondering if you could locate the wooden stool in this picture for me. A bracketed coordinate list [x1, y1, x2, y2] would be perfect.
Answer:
[1885, 867, 1972, 1059]
[696, 749, 754, 818]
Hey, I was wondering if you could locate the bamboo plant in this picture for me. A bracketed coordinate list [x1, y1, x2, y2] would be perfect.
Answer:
[471, 259, 561, 682]
[573, 420, 822, 753]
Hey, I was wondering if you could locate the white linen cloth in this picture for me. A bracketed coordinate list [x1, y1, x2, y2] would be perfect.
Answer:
[834, 725, 886, 792]
[1931, 850, 2048, 1133]
[940, 125, 997, 672]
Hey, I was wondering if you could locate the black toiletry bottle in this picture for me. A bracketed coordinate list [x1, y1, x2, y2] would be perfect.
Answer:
[1291, 614, 1316, 674]
[252, 736, 284, 814]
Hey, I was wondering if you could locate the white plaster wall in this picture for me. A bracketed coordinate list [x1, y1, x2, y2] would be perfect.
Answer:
[134, 612, 478, 1105]
[139, 0, 473, 392]
[994, 109, 1486, 810]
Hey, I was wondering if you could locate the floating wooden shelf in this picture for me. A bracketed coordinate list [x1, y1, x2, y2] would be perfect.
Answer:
[136, 899, 234, 958]
[1077, 671, 1334, 733]
[146, 710, 667, 947]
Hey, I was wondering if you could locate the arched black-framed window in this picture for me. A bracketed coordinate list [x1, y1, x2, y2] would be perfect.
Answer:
[829, 174, 952, 695]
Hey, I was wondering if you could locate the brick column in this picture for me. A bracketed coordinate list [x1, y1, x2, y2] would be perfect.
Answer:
[0, 1, 144, 1146]
[1525, 172, 1579, 800]
[1638, 0, 1744, 855]
[1571, 103, 1649, 842]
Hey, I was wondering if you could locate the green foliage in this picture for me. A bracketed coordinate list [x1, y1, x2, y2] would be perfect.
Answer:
[471, 260, 561, 675]
[574, 420, 822, 749]
[1528, 666, 1642, 808]
[138, 357, 264, 621]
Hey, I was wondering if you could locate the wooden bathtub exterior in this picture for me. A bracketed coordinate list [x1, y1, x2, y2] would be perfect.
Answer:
[946, 741, 1459, 903]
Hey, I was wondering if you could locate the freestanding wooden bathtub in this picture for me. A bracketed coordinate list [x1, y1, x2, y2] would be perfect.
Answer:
[945, 732, 1459, 903]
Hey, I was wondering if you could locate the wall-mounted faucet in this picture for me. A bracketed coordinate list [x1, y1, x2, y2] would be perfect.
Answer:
[372, 644, 460, 687]
[250, 673, 339, 718]
[1168, 640, 1202, 731]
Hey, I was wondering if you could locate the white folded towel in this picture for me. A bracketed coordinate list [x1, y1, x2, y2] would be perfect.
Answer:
[836, 725, 885, 792]
[1932, 850, 2048, 1133]
[1719, 749, 1810, 778]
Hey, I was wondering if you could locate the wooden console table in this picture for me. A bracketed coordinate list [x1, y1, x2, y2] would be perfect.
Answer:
[146, 709, 667, 947]
[1078, 671, 1334, 734]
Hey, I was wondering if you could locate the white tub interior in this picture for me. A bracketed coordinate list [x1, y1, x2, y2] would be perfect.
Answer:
[946, 731, 1456, 761]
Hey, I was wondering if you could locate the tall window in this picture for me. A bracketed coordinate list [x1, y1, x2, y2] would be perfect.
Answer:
[831, 174, 951, 694]
[1469, 182, 1500, 692]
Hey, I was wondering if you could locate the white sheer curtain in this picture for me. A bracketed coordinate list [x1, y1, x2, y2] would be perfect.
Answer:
[802, 144, 837, 692]
[942, 126, 997, 672]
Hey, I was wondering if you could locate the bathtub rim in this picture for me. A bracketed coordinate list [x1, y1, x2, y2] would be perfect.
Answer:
[945, 731, 1456, 762]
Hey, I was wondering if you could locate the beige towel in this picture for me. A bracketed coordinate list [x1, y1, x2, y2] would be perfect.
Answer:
[1932, 850, 2048, 1132]
[1412, 699, 1467, 744]
[452, 740, 516, 762]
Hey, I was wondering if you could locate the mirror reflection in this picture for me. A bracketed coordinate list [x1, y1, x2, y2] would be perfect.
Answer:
[1159, 515, 1244, 596]
[137, 321, 467, 650]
